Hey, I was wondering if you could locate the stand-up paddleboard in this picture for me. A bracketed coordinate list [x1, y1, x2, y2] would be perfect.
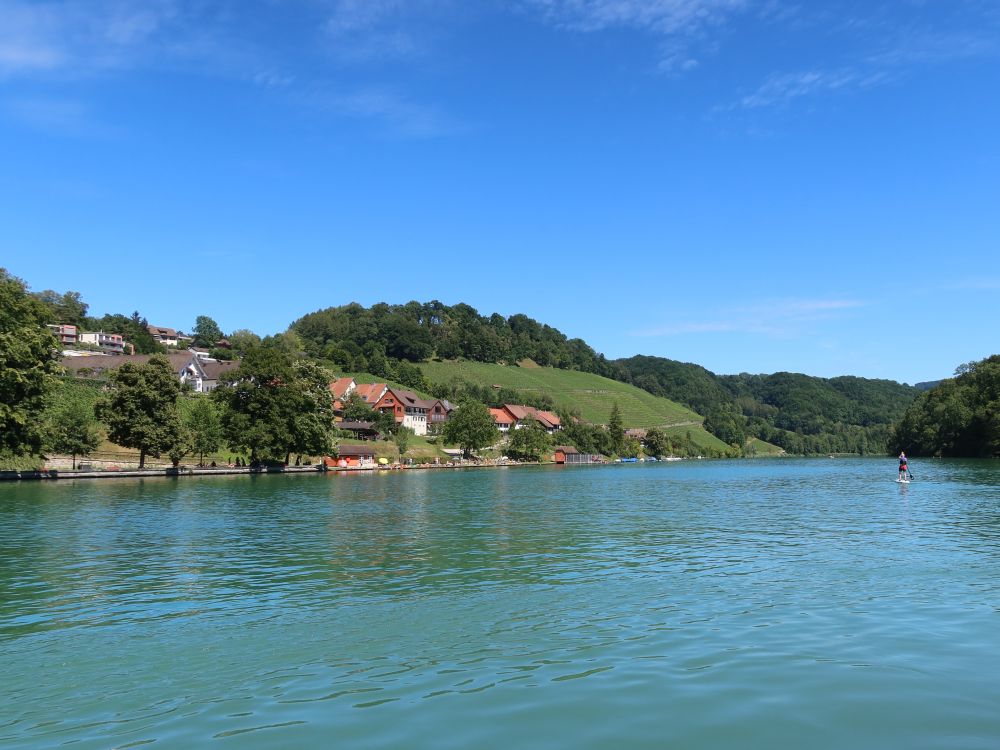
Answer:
[896, 478, 910, 483]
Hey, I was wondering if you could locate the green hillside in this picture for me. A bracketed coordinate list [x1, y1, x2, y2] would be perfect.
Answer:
[420, 360, 696, 428]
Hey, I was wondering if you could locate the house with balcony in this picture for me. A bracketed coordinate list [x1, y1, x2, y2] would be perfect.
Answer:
[47, 324, 78, 345]
[372, 387, 439, 436]
[78, 331, 127, 355]
[147, 325, 179, 347]
[428, 399, 453, 429]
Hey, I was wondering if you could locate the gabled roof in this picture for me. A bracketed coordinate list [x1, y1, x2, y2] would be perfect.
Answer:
[329, 377, 357, 399]
[201, 360, 239, 380]
[536, 410, 561, 427]
[338, 444, 376, 456]
[554, 445, 580, 454]
[490, 407, 515, 424]
[383, 387, 437, 411]
[502, 404, 560, 429]
[147, 325, 178, 337]
[339, 421, 378, 432]
[354, 382, 388, 404]
[503, 404, 532, 421]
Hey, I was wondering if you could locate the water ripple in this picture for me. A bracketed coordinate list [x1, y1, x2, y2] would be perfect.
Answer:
[2, 459, 1000, 748]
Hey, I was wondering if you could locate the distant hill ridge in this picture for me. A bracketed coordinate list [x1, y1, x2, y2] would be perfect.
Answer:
[292, 301, 919, 455]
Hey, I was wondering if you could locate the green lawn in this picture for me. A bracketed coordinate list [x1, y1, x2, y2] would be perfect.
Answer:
[420, 359, 701, 428]
[745, 437, 786, 456]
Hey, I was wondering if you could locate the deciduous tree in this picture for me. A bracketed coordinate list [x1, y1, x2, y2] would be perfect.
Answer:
[46, 396, 101, 470]
[505, 420, 551, 461]
[0, 269, 60, 456]
[185, 397, 222, 466]
[193, 315, 224, 348]
[443, 401, 498, 458]
[95, 354, 184, 468]
[394, 426, 412, 457]
[213, 348, 334, 464]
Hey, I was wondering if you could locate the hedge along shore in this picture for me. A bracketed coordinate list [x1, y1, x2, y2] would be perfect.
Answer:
[0, 460, 546, 482]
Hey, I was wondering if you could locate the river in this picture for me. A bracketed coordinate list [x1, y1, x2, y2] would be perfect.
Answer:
[2, 458, 1000, 748]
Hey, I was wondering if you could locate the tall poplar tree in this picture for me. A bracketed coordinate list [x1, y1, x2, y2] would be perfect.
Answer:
[608, 401, 624, 455]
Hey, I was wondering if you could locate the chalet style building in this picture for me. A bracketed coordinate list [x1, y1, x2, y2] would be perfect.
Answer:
[372, 387, 445, 436]
[328, 378, 452, 436]
[147, 325, 179, 347]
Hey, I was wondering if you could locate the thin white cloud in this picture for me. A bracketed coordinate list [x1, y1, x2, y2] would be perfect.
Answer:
[0, 0, 182, 77]
[324, 0, 442, 63]
[305, 85, 464, 138]
[2, 97, 106, 136]
[523, 0, 748, 35]
[523, 0, 750, 73]
[632, 297, 865, 338]
[327, 0, 409, 33]
[0, 0, 276, 83]
[738, 68, 880, 109]
[731, 17, 1000, 111]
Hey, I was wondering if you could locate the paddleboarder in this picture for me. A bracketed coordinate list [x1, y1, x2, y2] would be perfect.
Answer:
[898, 451, 909, 481]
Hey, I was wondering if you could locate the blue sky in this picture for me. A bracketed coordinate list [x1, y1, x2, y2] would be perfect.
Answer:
[2, 0, 998, 384]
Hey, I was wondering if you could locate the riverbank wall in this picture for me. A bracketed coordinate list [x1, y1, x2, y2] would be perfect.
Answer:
[0, 460, 547, 482]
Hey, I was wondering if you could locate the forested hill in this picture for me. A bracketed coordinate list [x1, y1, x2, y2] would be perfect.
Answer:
[292, 301, 618, 376]
[614, 355, 919, 455]
[291, 302, 922, 455]
[894, 355, 1000, 457]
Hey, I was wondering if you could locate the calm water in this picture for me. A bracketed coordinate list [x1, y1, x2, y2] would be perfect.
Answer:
[2, 458, 1000, 749]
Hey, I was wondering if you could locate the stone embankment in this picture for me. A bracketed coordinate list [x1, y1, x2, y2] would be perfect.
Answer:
[0, 459, 544, 481]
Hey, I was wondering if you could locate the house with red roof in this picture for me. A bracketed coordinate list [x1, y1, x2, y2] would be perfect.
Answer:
[372, 387, 440, 436]
[490, 407, 517, 432]
[502, 404, 562, 433]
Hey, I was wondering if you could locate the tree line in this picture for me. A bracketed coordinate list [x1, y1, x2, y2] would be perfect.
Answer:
[292, 301, 619, 376]
[893, 355, 1000, 457]
[6, 271, 939, 462]
[613, 355, 919, 455]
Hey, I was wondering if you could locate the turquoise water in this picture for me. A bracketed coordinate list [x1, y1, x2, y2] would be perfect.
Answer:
[2, 458, 1000, 749]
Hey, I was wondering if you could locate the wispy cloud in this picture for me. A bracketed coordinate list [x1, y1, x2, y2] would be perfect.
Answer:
[304, 85, 464, 138]
[730, 15, 1000, 111]
[522, 0, 748, 35]
[2, 96, 117, 137]
[632, 298, 865, 338]
[737, 68, 889, 109]
[324, 0, 442, 64]
[0, 0, 183, 77]
[522, 0, 750, 72]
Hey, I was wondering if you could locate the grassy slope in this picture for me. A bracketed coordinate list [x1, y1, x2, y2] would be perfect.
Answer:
[745, 437, 786, 456]
[419, 359, 735, 453]
[421, 360, 700, 427]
